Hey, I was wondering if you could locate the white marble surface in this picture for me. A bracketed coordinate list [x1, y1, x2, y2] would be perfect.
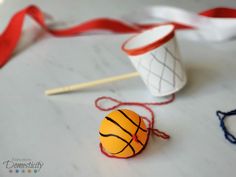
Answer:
[1, 0, 236, 177]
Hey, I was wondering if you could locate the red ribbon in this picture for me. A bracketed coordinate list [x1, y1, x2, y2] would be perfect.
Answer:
[0, 5, 236, 68]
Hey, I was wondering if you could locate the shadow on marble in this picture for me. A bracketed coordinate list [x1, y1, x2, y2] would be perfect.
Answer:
[11, 27, 46, 60]
[127, 136, 172, 161]
[177, 61, 220, 98]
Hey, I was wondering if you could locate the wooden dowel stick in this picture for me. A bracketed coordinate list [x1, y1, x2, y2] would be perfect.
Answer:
[45, 72, 140, 96]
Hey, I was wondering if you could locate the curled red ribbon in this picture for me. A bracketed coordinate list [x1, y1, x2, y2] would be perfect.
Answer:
[0, 5, 236, 68]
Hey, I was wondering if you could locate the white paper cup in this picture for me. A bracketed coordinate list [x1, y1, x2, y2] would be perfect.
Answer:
[122, 25, 187, 97]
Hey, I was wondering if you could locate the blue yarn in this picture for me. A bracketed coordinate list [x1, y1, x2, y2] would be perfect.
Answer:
[216, 109, 236, 144]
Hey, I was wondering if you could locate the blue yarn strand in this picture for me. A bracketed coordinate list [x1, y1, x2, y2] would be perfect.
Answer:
[216, 110, 236, 144]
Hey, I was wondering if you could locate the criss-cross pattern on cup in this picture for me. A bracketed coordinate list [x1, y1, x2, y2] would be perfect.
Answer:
[135, 46, 185, 93]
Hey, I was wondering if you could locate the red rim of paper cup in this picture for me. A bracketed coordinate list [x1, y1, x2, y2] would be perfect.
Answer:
[122, 25, 175, 56]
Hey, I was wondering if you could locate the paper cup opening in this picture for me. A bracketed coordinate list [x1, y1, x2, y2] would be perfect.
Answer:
[122, 25, 175, 56]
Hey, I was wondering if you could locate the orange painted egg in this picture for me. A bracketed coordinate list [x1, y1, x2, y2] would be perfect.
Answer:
[99, 109, 148, 158]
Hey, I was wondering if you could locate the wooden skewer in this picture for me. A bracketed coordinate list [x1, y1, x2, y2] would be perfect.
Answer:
[45, 72, 140, 96]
